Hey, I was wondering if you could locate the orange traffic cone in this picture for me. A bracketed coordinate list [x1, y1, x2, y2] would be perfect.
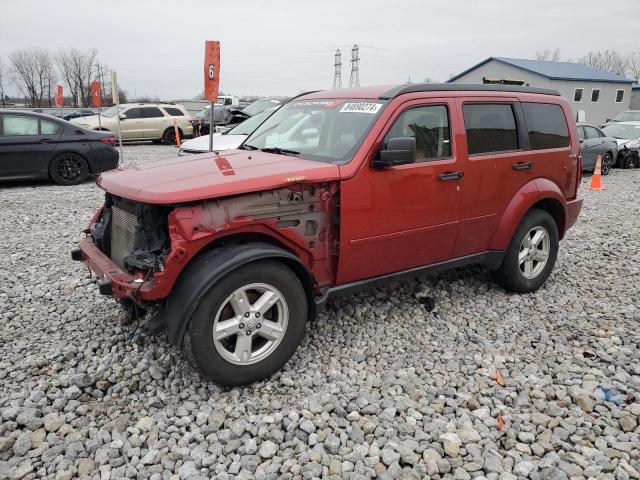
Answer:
[587, 155, 605, 191]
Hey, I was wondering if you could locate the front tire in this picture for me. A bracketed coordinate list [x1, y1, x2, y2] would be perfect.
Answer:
[182, 260, 307, 386]
[49, 153, 89, 185]
[494, 209, 559, 293]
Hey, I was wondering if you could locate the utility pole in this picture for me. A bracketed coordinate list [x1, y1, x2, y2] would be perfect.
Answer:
[333, 49, 342, 89]
[349, 44, 360, 88]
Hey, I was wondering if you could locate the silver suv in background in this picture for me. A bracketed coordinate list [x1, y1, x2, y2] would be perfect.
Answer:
[71, 103, 193, 144]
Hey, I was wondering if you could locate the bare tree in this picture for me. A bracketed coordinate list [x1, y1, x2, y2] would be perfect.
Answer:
[534, 48, 562, 62]
[9, 47, 54, 107]
[0, 57, 6, 107]
[578, 50, 629, 76]
[626, 52, 640, 81]
[56, 47, 98, 107]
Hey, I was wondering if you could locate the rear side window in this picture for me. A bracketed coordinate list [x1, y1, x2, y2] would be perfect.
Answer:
[141, 107, 164, 118]
[384, 105, 451, 161]
[463, 104, 519, 155]
[163, 107, 184, 116]
[2, 115, 39, 136]
[522, 103, 570, 150]
[584, 126, 601, 139]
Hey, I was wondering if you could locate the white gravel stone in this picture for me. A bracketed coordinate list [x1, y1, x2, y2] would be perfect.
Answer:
[0, 145, 638, 478]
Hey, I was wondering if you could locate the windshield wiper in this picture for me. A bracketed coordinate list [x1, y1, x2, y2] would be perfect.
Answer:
[260, 147, 300, 156]
[240, 143, 259, 150]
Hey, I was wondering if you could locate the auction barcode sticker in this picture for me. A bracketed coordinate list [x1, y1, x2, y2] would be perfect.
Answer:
[339, 102, 383, 114]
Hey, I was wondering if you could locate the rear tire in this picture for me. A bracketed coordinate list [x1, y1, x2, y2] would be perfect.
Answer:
[182, 260, 307, 386]
[162, 128, 177, 145]
[494, 209, 559, 293]
[49, 153, 89, 185]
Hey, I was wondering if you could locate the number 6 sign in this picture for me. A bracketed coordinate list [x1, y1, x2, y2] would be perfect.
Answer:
[204, 41, 220, 102]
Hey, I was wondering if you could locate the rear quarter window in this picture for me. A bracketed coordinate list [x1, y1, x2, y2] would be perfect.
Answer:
[163, 107, 184, 116]
[522, 103, 570, 150]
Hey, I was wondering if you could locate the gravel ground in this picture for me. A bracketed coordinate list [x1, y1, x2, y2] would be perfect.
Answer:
[0, 144, 639, 480]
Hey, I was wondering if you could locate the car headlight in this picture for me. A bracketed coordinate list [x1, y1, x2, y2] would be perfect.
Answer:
[625, 140, 640, 149]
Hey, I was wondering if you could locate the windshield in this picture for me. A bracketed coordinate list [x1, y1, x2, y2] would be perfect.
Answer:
[243, 99, 283, 116]
[612, 111, 640, 122]
[228, 108, 275, 135]
[602, 123, 640, 139]
[101, 106, 121, 118]
[242, 99, 386, 164]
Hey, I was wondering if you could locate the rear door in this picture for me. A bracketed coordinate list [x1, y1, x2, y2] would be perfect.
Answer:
[0, 113, 61, 179]
[120, 107, 143, 139]
[453, 98, 532, 257]
[141, 107, 169, 139]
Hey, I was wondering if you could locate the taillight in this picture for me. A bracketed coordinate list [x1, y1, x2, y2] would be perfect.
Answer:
[576, 153, 583, 188]
[100, 136, 116, 145]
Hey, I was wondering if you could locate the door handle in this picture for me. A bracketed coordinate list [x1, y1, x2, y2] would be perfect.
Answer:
[40, 138, 54, 143]
[438, 171, 464, 181]
[512, 161, 534, 170]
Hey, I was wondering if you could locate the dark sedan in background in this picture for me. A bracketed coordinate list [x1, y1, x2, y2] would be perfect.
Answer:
[577, 123, 618, 175]
[0, 110, 119, 185]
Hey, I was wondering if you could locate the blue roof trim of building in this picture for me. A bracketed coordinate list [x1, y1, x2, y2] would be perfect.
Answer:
[448, 57, 635, 84]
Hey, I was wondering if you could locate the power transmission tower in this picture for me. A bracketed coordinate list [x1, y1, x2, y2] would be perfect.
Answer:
[349, 44, 360, 88]
[333, 49, 342, 89]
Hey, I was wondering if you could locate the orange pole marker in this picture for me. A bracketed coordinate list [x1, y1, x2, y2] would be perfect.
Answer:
[495, 370, 505, 387]
[173, 119, 181, 147]
[587, 155, 605, 191]
[497, 414, 505, 432]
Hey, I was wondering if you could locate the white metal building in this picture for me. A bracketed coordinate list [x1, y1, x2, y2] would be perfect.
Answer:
[448, 57, 636, 124]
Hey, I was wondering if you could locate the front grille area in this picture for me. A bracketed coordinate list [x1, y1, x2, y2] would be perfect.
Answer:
[111, 205, 138, 269]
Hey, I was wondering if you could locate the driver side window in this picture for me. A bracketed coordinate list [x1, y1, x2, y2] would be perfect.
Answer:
[383, 105, 451, 162]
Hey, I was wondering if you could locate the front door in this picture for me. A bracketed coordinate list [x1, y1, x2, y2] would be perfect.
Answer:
[0, 113, 61, 179]
[337, 99, 463, 283]
[141, 106, 169, 139]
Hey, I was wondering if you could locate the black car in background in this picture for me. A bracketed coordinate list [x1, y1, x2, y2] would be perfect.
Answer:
[63, 109, 97, 121]
[0, 110, 119, 185]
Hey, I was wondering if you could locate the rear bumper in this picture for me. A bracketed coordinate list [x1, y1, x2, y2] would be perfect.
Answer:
[566, 197, 583, 232]
[73, 237, 156, 302]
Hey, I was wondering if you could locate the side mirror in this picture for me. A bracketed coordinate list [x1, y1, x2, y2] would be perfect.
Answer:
[119, 114, 127, 120]
[372, 137, 416, 168]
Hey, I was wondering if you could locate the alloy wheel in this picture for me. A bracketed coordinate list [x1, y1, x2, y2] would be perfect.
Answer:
[518, 226, 550, 279]
[212, 283, 289, 365]
[55, 156, 84, 182]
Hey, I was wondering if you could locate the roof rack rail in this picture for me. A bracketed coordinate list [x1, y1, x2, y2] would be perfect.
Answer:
[379, 83, 560, 100]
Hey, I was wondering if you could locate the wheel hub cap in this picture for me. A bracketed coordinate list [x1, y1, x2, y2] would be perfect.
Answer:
[212, 283, 288, 365]
[518, 226, 550, 280]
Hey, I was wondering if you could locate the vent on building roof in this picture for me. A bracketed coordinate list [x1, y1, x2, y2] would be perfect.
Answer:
[482, 77, 529, 86]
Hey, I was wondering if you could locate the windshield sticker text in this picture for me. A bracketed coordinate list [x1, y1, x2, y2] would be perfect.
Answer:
[339, 102, 382, 114]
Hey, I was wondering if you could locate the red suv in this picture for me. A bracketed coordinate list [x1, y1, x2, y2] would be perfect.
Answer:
[72, 84, 583, 385]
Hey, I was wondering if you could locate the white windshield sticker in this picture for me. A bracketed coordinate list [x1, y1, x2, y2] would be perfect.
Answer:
[339, 102, 382, 114]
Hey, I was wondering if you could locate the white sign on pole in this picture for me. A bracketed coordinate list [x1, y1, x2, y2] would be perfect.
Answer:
[111, 70, 124, 163]
[110, 71, 119, 105]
